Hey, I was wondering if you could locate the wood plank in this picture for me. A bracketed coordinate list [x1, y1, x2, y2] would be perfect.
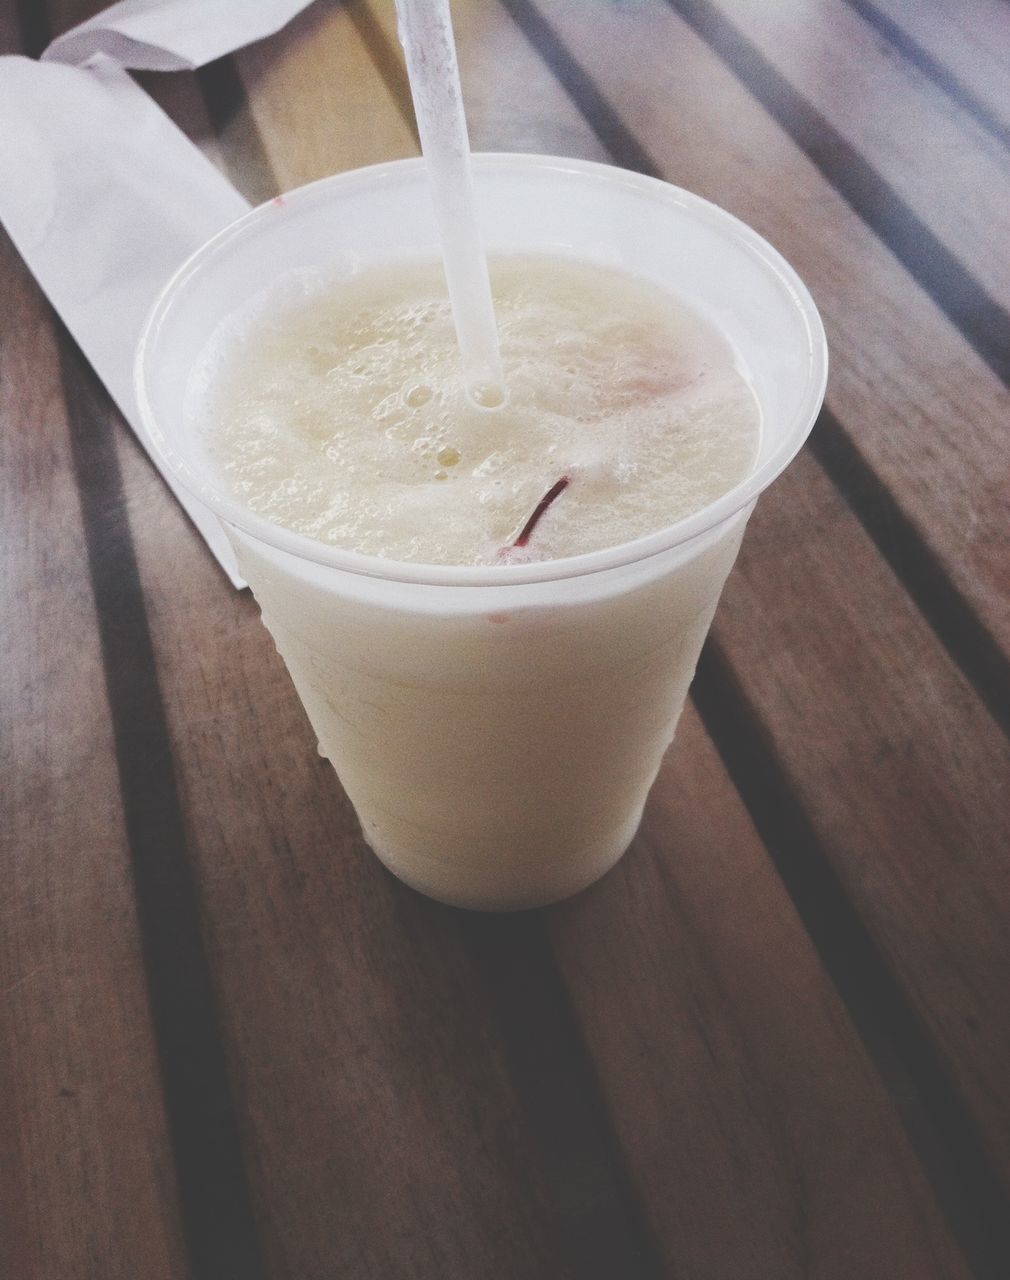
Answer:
[0, 7, 189, 1277]
[451, 0, 606, 155]
[0, 226, 186, 1280]
[14, 7, 276, 1276]
[232, 0, 418, 191]
[859, 0, 1010, 138]
[522, 0, 1010, 672]
[113, 431, 574, 1280]
[716, 0, 1010, 311]
[712, 449, 1010, 1169]
[549, 710, 971, 1279]
[102, 26, 575, 1280]
[515, 0, 1010, 1202]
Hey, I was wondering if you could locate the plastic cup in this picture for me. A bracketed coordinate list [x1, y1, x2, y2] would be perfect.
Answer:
[136, 154, 827, 911]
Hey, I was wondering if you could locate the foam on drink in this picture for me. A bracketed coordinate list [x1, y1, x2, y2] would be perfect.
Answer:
[196, 254, 760, 565]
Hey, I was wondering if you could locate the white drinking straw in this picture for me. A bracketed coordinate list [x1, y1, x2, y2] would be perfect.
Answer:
[394, 0, 505, 406]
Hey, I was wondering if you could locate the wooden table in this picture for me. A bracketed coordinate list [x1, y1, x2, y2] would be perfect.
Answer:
[4, 2, 1009, 1277]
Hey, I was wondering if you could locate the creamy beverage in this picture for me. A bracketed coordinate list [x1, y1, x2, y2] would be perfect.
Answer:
[137, 156, 827, 910]
[190, 254, 759, 908]
[200, 255, 759, 565]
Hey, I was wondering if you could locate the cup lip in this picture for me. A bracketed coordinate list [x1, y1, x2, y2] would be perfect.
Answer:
[135, 152, 828, 588]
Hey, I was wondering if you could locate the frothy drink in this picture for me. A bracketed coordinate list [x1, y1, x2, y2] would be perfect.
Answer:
[201, 256, 759, 563]
[137, 156, 827, 910]
[192, 255, 757, 906]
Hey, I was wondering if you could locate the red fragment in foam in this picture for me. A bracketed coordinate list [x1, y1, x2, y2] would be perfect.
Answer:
[512, 476, 570, 548]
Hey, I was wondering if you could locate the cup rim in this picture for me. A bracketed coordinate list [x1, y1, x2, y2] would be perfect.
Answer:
[135, 153, 828, 587]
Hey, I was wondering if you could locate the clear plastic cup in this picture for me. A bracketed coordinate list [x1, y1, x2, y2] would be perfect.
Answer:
[136, 154, 827, 911]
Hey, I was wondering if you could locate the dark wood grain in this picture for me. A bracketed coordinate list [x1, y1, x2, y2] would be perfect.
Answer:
[550, 710, 972, 1279]
[713, 450, 1010, 1175]
[0, 210, 187, 1280]
[61, 342, 269, 1280]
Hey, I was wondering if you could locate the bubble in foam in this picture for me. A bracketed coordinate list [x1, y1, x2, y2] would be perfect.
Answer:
[404, 383, 433, 408]
[469, 381, 506, 410]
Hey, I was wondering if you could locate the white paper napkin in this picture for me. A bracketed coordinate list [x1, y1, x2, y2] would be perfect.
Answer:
[44, 0, 317, 72]
[0, 0, 317, 587]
